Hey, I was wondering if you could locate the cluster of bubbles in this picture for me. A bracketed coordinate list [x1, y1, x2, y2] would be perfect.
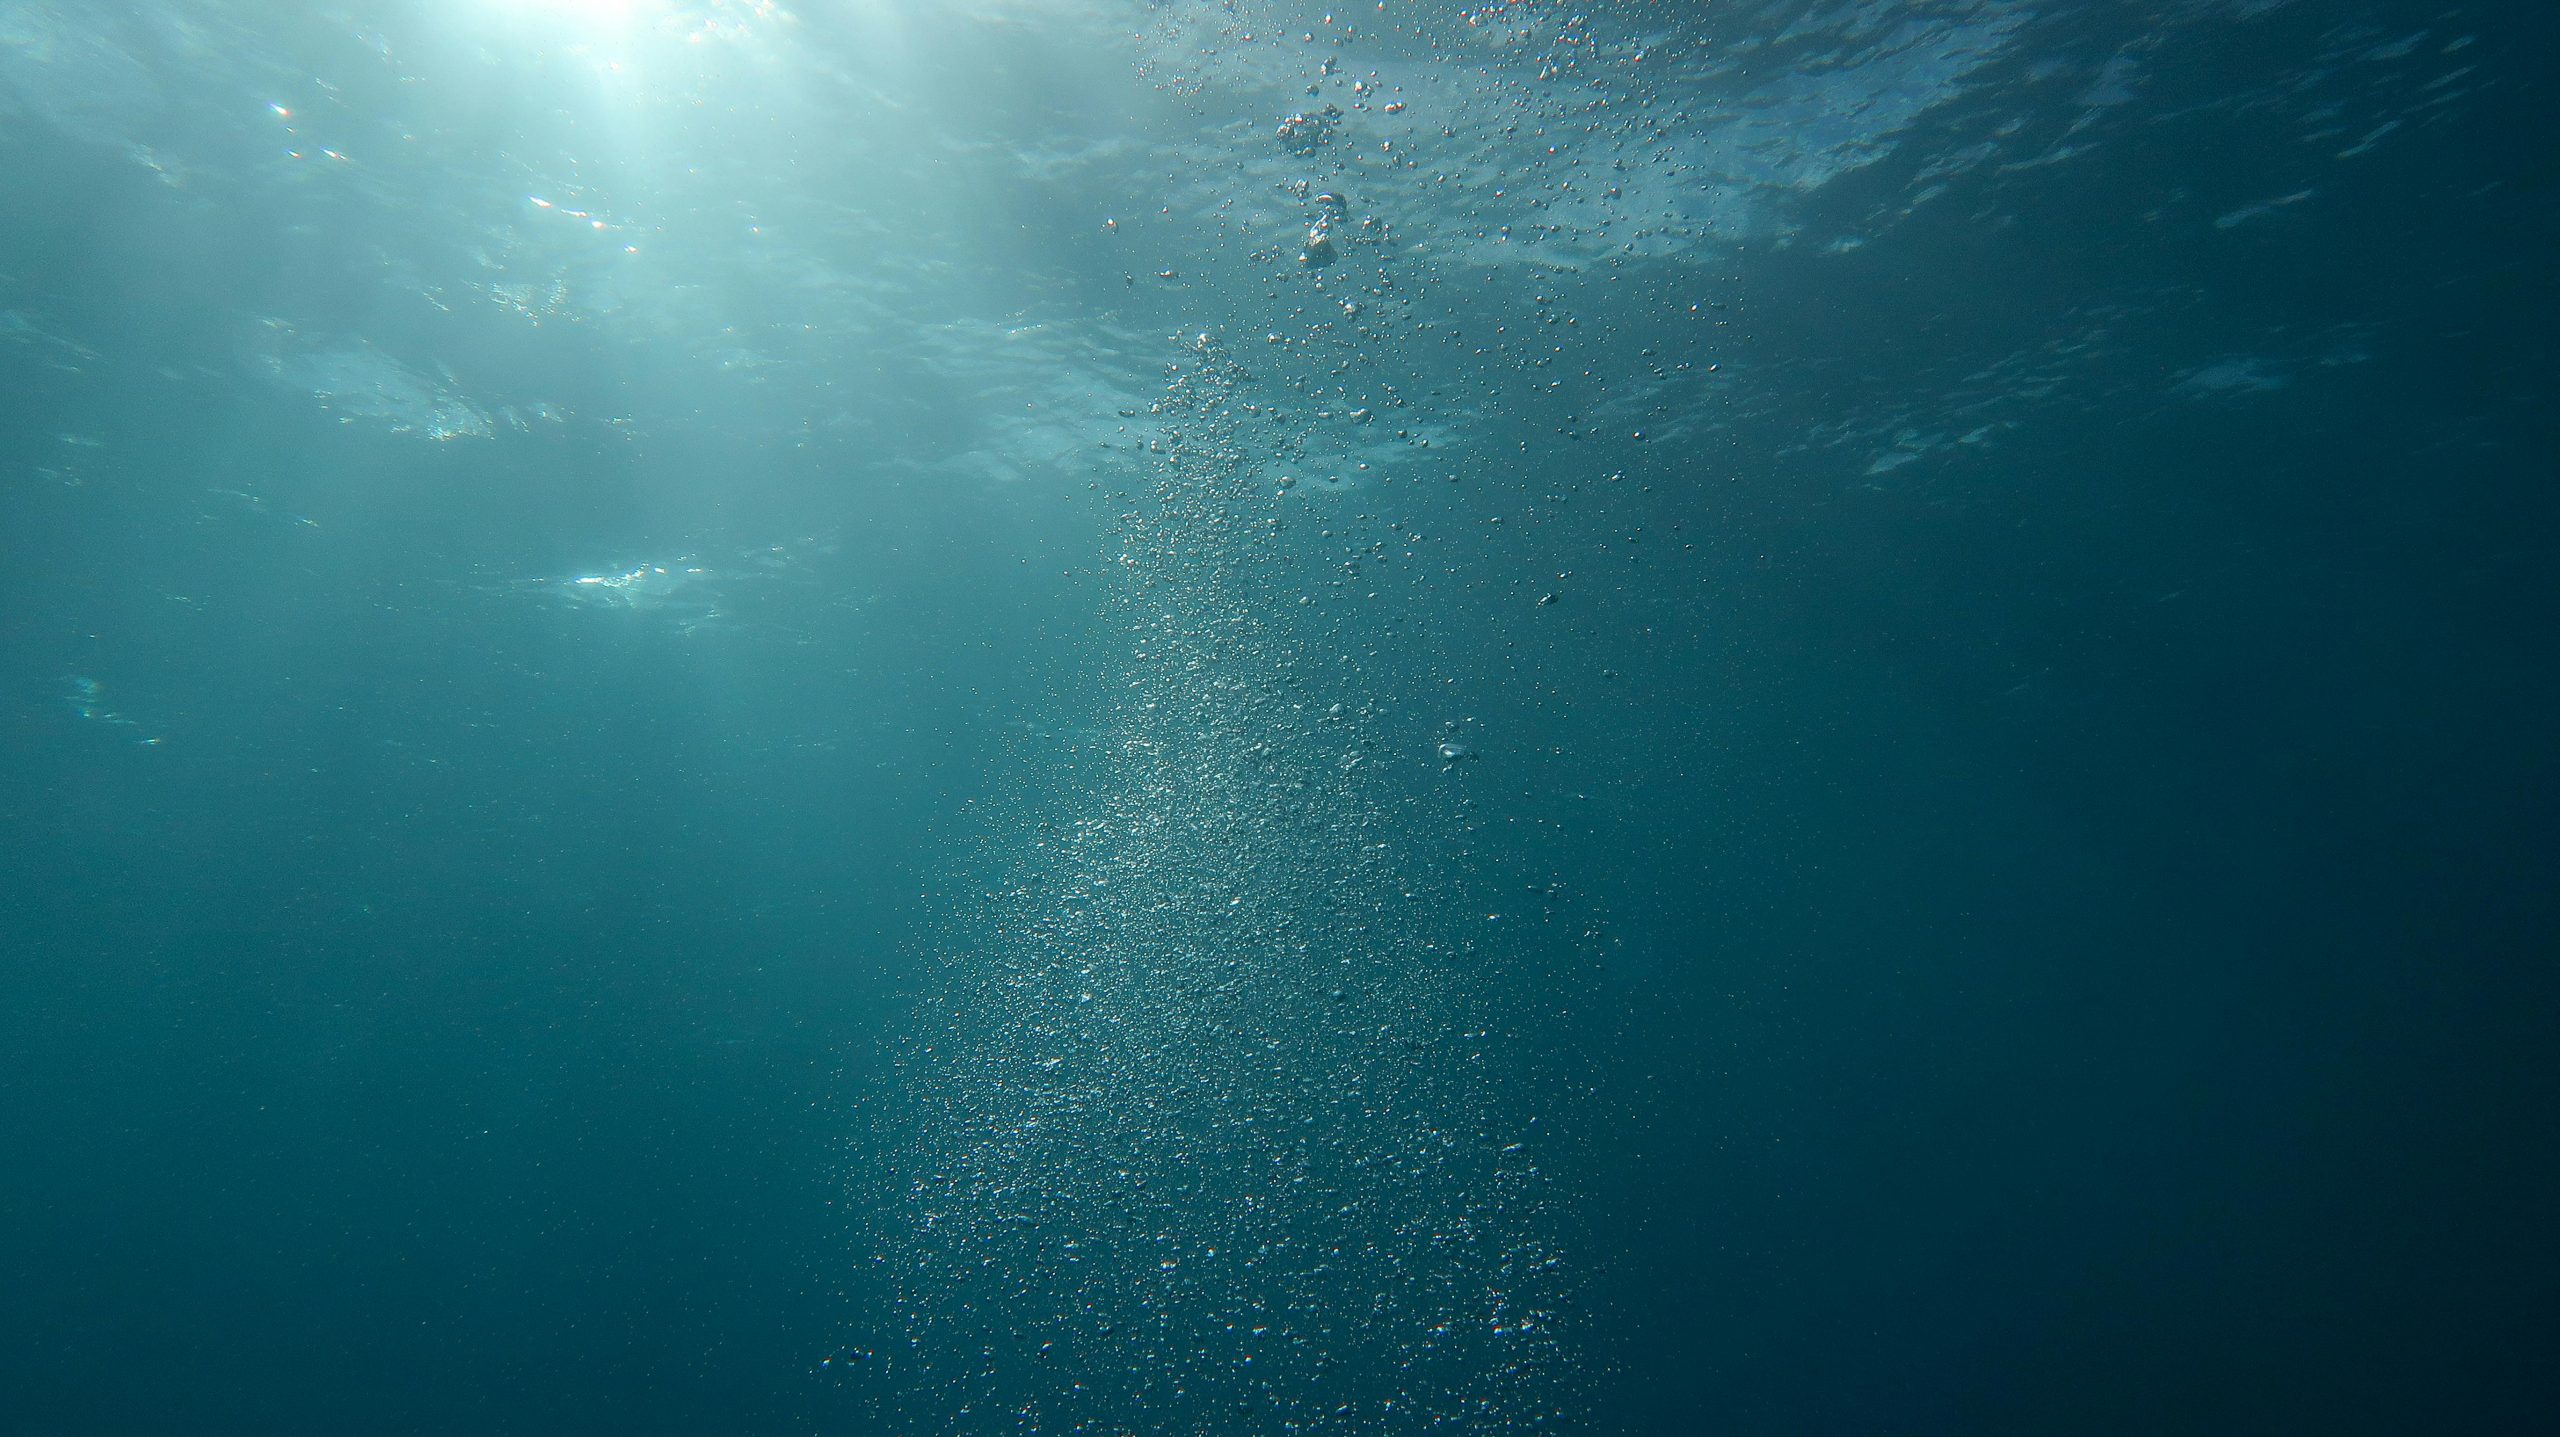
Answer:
[849, 333, 1581, 1431]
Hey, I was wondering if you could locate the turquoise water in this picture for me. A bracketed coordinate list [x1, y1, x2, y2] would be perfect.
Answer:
[4, 2, 2553, 1432]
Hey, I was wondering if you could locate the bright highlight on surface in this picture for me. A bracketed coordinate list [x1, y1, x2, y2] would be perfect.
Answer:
[465, 0, 791, 51]
[467, 0, 697, 46]
[504, 0, 651, 24]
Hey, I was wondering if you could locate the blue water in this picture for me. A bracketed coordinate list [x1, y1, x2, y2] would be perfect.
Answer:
[4, 2, 2553, 1432]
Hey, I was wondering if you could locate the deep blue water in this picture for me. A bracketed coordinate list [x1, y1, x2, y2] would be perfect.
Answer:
[3, 2, 2554, 1433]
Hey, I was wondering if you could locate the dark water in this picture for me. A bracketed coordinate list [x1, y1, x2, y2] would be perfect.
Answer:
[3, 2, 2553, 1432]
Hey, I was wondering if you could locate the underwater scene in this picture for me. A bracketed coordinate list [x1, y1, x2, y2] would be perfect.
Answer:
[2, 1, 2553, 1432]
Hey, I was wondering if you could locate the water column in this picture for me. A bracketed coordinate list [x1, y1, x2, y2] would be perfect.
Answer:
[857, 335, 1580, 1433]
